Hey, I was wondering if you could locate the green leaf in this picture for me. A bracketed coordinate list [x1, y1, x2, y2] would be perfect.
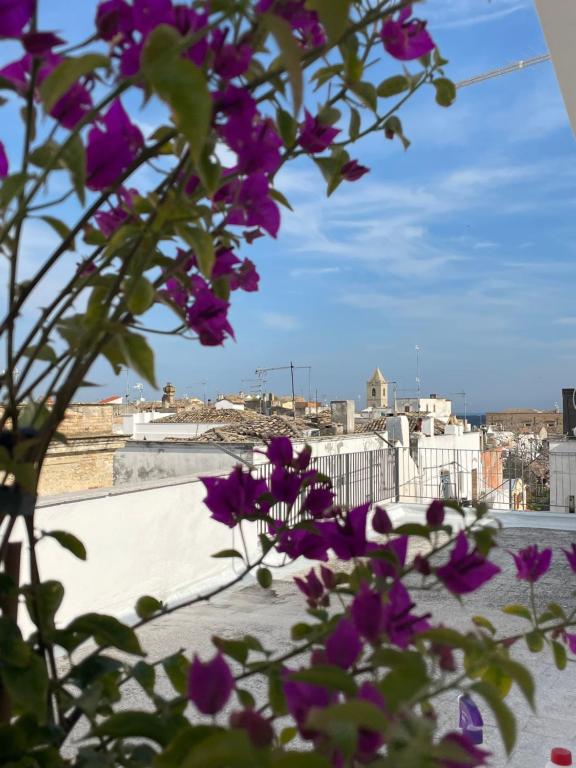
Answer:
[236, 688, 255, 709]
[348, 107, 360, 140]
[482, 666, 512, 698]
[547, 602, 566, 620]
[43, 530, 86, 560]
[308, 699, 388, 733]
[471, 615, 496, 635]
[125, 276, 155, 315]
[268, 187, 293, 211]
[273, 755, 331, 768]
[291, 666, 356, 695]
[525, 630, 544, 653]
[179, 730, 255, 768]
[40, 215, 75, 250]
[93, 711, 172, 746]
[22, 343, 58, 363]
[22, 580, 64, 635]
[305, 0, 350, 44]
[0, 173, 28, 207]
[384, 116, 410, 149]
[142, 26, 212, 162]
[276, 107, 297, 146]
[62, 135, 87, 204]
[394, 522, 430, 539]
[502, 604, 532, 621]
[182, 227, 215, 277]
[471, 680, 516, 755]
[163, 652, 189, 695]
[433, 77, 457, 107]
[351, 81, 377, 111]
[552, 640, 568, 670]
[122, 332, 157, 387]
[269, 668, 288, 715]
[68, 613, 144, 656]
[156, 726, 221, 768]
[133, 660, 156, 695]
[0, 616, 31, 667]
[135, 595, 162, 619]
[498, 658, 535, 708]
[377, 75, 410, 98]
[1, 654, 49, 722]
[40, 53, 109, 112]
[379, 651, 428, 709]
[212, 549, 244, 559]
[213, 637, 248, 665]
[264, 14, 303, 115]
[279, 727, 298, 746]
[257, 567, 273, 589]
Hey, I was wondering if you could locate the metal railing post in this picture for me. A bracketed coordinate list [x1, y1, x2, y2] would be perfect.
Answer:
[345, 453, 350, 508]
[394, 447, 400, 503]
[369, 451, 375, 502]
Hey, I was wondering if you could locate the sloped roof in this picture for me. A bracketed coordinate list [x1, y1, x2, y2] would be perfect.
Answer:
[356, 418, 388, 434]
[368, 368, 386, 383]
[154, 407, 258, 424]
[180, 414, 309, 443]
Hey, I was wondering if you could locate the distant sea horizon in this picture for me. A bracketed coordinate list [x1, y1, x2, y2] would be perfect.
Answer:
[457, 413, 485, 427]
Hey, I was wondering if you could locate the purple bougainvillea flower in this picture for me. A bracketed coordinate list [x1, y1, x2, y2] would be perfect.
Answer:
[320, 564, 335, 589]
[283, 671, 337, 739]
[186, 286, 234, 346]
[341, 159, 369, 181]
[325, 618, 362, 669]
[230, 258, 259, 292]
[564, 631, 576, 655]
[0, 141, 8, 178]
[370, 535, 408, 580]
[276, 526, 331, 562]
[380, 5, 435, 61]
[211, 247, 241, 279]
[0, 54, 31, 92]
[22, 32, 65, 55]
[0, 0, 34, 37]
[133, 0, 174, 35]
[201, 466, 268, 527]
[426, 499, 445, 527]
[326, 503, 370, 560]
[267, 436, 293, 467]
[439, 732, 490, 768]
[96, 0, 134, 40]
[436, 532, 500, 594]
[95, 206, 129, 237]
[302, 486, 335, 518]
[297, 110, 340, 153]
[226, 173, 281, 237]
[511, 545, 552, 583]
[294, 568, 324, 605]
[51, 81, 92, 129]
[212, 28, 252, 80]
[351, 582, 383, 643]
[119, 41, 143, 77]
[372, 505, 393, 535]
[175, 5, 208, 66]
[187, 652, 234, 715]
[563, 543, 576, 573]
[164, 277, 188, 309]
[294, 444, 312, 471]
[381, 580, 430, 648]
[86, 99, 144, 190]
[357, 682, 387, 757]
[229, 709, 274, 748]
[271, 466, 302, 505]
[259, 0, 325, 48]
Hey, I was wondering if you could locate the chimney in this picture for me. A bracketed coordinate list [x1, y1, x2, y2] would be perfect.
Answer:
[330, 400, 355, 434]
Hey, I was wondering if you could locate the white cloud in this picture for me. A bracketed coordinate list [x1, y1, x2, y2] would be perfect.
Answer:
[290, 266, 341, 278]
[426, 0, 530, 29]
[474, 241, 498, 250]
[555, 317, 576, 326]
[261, 312, 301, 331]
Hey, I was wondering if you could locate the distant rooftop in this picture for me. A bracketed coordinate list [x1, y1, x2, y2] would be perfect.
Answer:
[177, 414, 310, 443]
[153, 407, 259, 425]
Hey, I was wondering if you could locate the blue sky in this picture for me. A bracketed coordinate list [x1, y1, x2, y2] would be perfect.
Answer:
[5, 1, 576, 411]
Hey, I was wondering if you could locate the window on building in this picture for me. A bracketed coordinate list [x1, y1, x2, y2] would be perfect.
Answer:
[440, 470, 455, 499]
[371, 387, 376, 398]
[405, 405, 410, 413]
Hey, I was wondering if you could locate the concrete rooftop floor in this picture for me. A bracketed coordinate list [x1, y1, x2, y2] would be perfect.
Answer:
[114, 528, 576, 768]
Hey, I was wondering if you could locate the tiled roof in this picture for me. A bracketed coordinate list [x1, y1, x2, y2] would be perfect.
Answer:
[181, 414, 310, 443]
[355, 418, 387, 433]
[153, 407, 258, 424]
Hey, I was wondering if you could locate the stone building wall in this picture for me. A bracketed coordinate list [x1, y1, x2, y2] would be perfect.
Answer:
[486, 410, 562, 433]
[58, 404, 116, 437]
[38, 436, 126, 496]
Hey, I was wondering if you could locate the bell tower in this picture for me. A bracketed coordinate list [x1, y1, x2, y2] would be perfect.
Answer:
[366, 368, 388, 408]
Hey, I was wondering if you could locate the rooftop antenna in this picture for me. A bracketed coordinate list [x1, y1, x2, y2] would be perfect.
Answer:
[255, 362, 311, 418]
[415, 345, 421, 397]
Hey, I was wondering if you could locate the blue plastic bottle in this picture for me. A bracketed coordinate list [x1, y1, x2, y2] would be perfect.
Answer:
[458, 694, 483, 744]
